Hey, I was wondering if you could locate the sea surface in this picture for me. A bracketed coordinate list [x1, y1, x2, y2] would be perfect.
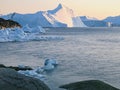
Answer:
[0, 27, 120, 90]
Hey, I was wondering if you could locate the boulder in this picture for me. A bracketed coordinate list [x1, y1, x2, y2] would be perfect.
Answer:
[59, 80, 119, 90]
[0, 64, 6, 68]
[0, 68, 50, 90]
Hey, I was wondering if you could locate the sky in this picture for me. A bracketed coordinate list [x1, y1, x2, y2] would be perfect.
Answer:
[0, 0, 120, 20]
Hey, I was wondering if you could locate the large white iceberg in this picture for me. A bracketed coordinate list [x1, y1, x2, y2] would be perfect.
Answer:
[1, 4, 86, 27]
[46, 4, 87, 27]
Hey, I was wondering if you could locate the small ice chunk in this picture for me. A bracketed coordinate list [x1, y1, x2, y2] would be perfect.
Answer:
[44, 59, 58, 66]
[42, 63, 55, 71]
[42, 59, 58, 71]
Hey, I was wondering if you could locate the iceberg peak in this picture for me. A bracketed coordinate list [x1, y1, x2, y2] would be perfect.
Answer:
[57, 3, 63, 8]
[48, 3, 66, 14]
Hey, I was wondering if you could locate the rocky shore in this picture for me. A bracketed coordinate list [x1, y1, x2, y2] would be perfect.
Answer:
[0, 64, 120, 90]
[0, 68, 50, 90]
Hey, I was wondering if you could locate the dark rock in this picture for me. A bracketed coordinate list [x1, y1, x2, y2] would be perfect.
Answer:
[0, 64, 33, 71]
[59, 80, 119, 90]
[0, 18, 22, 29]
[8, 66, 33, 71]
[0, 68, 50, 90]
[0, 64, 6, 68]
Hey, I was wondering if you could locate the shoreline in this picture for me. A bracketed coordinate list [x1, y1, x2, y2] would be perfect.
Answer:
[0, 64, 119, 90]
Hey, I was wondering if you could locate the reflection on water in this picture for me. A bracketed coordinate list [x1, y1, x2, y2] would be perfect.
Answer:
[0, 28, 120, 90]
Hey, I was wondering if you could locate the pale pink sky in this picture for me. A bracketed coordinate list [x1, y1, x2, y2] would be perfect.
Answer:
[0, 0, 120, 19]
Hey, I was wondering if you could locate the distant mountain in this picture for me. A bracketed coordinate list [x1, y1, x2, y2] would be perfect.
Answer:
[103, 15, 120, 26]
[0, 4, 86, 27]
[80, 16, 107, 27]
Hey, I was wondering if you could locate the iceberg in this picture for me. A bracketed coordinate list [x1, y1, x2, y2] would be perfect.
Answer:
[22, 25, 45, 33]
[72, 16, 87, 27]
[103, 15, 120, 26]
[1, 4, 86, 27]
[44, 59, 58, 67]
[42, 59, 58, 71]
[0, 26, 63, 42]
[32, 26, 46, 33]
[0, 28, 28, 42]
[48, 4, 86, 27]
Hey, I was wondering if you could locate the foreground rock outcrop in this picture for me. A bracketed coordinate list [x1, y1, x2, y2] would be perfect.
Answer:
[59, 80, 119, 90]
[0, 18, 21, 29]
[0, 68, 50, 90]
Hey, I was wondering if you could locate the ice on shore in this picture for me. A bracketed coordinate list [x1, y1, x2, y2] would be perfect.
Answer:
[18, 69, 45, 80]
[18, 59, 58, 80]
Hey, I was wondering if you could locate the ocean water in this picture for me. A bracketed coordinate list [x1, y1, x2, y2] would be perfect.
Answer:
[0, 27, 120, 90]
